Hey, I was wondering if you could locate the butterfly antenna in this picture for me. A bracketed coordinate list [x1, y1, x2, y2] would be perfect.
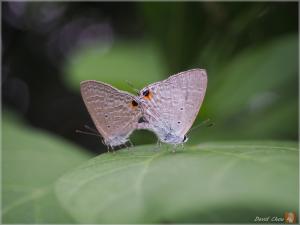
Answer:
[125, 80, 140, 94]
[187, 118, 214, 136]
[84, 124, 98, 134]
[75, 129, 101, 137]
[76, 124, 101, 137]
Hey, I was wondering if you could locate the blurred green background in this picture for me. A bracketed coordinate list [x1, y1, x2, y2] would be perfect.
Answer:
[2, 1, 298, 224]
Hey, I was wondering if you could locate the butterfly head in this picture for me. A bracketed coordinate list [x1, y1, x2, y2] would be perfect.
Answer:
[104, 136, 129, 149]
[161, 133, 188, 144]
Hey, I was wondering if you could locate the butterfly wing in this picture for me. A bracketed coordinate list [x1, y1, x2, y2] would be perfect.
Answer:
[80, 80, 143, 147]
[138, 69, 207, 143]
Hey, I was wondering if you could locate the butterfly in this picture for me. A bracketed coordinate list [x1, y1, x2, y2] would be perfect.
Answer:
[80, 69, 207, 149]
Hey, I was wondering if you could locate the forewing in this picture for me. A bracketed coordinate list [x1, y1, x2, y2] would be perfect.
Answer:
[139, 69, 207, 137]
[80, 81, 143, 144]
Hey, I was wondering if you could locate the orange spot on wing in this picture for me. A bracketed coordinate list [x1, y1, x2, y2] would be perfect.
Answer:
[144, 91, 153, 100]
[130, 100, 138, 109]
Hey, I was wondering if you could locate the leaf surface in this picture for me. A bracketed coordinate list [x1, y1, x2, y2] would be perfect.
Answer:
[2, 112, 92, 223]
[196, 35, 298, 142]
[56, 141, 299, 223]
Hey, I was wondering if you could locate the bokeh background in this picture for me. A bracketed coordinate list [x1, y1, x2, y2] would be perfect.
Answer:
[1, 2, 299, 224]
[2, 1, 298, 154]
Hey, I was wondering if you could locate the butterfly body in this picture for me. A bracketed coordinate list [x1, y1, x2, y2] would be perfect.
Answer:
[80, 69, 207, 148]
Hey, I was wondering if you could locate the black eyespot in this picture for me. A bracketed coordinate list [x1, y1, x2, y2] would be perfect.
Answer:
[105, 114, 108, 118]
[142, 89, 150, 97]
[177, 121, 181, 124]
[107, 125, 110, 128]
[131, 100, 138, 106]
[180, 108, 183, 110]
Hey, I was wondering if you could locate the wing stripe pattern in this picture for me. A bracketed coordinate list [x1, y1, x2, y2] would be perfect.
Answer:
[138, 69, 207, 144]
[80, 81, 143, 148]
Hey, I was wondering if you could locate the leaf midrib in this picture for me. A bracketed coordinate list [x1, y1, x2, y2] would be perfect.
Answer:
[2, 186, 51, 216]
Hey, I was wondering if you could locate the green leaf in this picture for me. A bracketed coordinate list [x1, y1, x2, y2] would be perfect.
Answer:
[207, 35, 298, 120]
[2, 112, 92, 223]
[195, 35, 298, 142]
[64, 41, 166, 92]
[55, 141, 298, 223]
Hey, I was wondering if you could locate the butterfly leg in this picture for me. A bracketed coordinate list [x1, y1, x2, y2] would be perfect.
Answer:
[180, 143, 184, 150]
[111, 145, 116, 154]
[128, 140, 134, 149]
[154, 140, 161, 151]
[101, 139, 110, 153]
[106, 145, 111, 153]
[123, 142, 132, 152]
[126, 141, 134, 154]
[172, 144, 179, 153]
[107, 144, 115, 154]
[122, 142, 128, 150]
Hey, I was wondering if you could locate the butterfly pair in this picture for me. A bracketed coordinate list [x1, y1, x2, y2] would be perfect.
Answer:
[80, 69, 207, 149]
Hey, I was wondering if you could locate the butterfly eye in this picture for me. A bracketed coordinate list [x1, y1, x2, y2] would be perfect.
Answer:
[183, 135, 188, 142]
